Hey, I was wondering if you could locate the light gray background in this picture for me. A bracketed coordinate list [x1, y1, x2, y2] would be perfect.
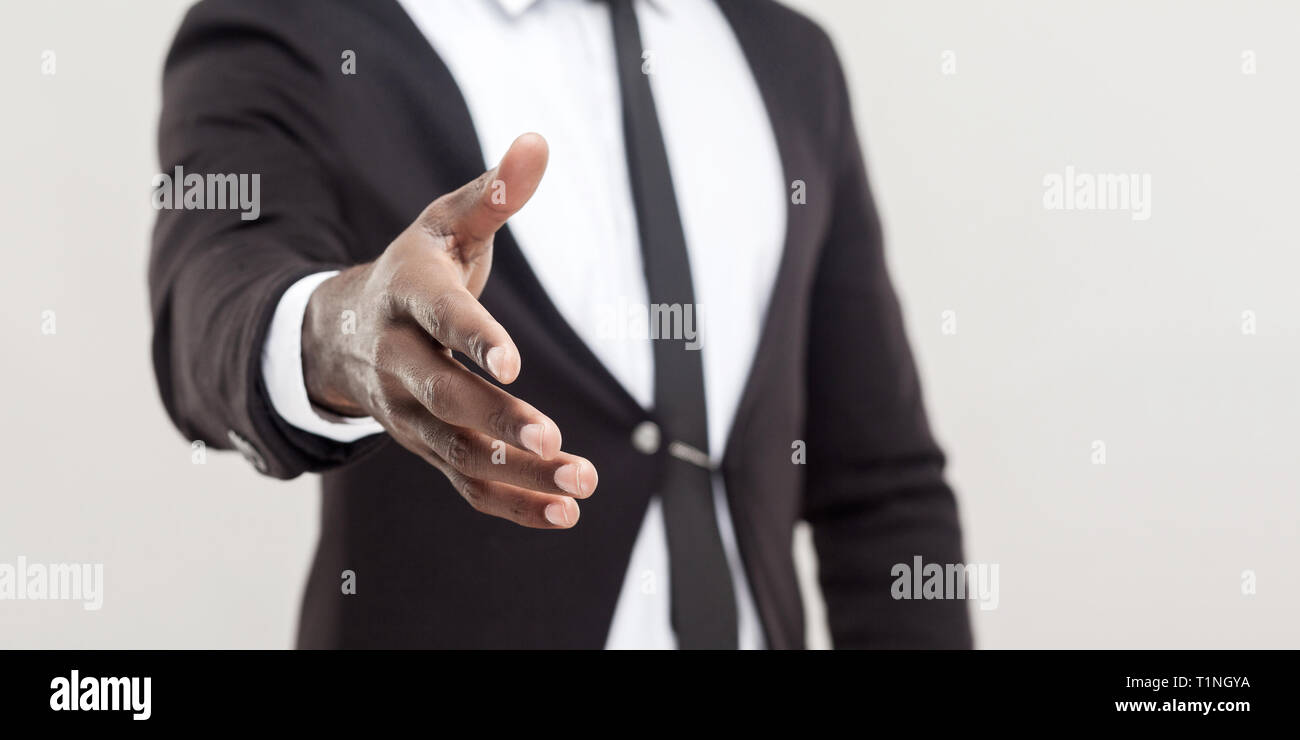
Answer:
[2, 0, 1296, 649]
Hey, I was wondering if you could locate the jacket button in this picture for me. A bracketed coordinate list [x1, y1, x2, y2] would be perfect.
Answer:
[227, 429, 269, 474]
[631, 421, 661, 455]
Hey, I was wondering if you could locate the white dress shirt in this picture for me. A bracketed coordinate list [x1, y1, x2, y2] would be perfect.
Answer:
[261, 0, 787, 649]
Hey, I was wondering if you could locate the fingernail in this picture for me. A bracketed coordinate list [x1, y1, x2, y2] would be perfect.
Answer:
[545, 501, 574, 527]
[554, 463, 581, 496]
[485, 346, 508, 381]
[520, 423, 547, 457]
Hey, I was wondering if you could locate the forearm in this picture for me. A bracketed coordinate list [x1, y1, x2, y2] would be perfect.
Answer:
[802, 42, 972, 648]
[807, 468, 971, 649]
[150, 242, 342, 477]
[148, 4, 370, 477]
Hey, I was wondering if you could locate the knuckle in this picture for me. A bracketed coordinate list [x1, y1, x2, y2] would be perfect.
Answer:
[527, 461, 553, 492]
[485, 404, 513, 440]
[364, 375, 402, 420]
[403, 437, 444, 472]
[464, 330, 487, 365]
[368, 389, 397, 421]
[442, 430, 476, 473]
[459, 478, 489, 511]
[368, 332, 397, 369]
[414, 419, 440, 449]
[377, 286, 402, 322]
[418, 372, 453, 413]
[425, 292, 457, 339]
[369, 263, 406, 317]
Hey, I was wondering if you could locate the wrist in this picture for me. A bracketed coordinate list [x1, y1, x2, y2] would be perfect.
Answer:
[301, 268, 369, 417]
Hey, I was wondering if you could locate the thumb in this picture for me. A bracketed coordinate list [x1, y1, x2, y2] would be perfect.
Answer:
[444, 132, 549, 246]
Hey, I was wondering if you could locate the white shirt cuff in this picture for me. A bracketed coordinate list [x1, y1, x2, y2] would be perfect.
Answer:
[261, 270, 386, 443]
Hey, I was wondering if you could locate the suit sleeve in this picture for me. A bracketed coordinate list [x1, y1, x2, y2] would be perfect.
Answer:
[802, 45, 974, 648]
[148, 1, 385, 479]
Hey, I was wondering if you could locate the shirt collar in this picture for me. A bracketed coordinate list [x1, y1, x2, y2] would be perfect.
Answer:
[492, 0, 664, 18]
[494, 0, 539, 16]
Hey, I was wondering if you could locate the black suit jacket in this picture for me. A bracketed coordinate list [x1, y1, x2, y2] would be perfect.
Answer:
[149, 0, 972, 649]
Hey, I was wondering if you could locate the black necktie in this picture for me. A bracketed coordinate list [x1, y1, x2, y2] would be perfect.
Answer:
[604, 0, 739, 649]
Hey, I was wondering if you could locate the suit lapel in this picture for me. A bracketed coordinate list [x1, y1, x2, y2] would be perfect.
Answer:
[374, 0, 648, 425]
[375, 0, 828, 446]
[714, 0, 829, 466]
